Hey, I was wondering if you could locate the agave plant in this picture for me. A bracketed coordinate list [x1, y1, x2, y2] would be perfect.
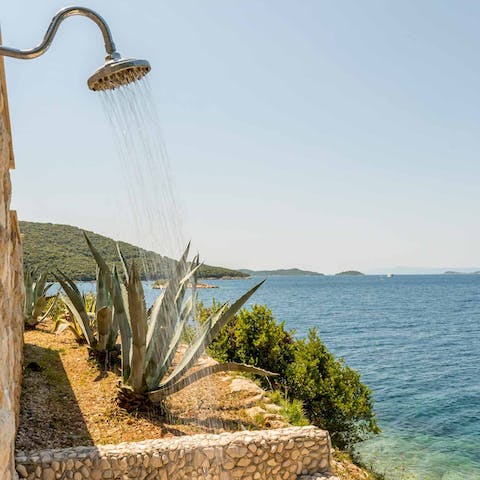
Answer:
[53, 292, 96, 343]
[84, 233, 276, 411]
[24, 267, 58, 328]
[54, 267, 119, 366]
[54, 295, 89, 344]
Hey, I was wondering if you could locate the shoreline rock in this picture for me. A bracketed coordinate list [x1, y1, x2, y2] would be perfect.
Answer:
[152, 281, 218, 289]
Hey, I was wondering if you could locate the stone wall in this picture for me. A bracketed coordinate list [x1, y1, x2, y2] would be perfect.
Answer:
[0, 43, 25, 480]
[15, 427, 334, 480]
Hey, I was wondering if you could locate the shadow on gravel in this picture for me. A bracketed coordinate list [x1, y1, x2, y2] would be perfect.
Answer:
[16, 343, 93, 450]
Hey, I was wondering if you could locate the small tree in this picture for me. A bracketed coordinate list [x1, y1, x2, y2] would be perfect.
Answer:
[200, 302, 380, 449]
[286, 329, 380, 449]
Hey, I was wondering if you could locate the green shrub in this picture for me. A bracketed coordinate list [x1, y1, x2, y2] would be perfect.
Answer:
[199, 303, 295, 386]
[286, 329, 380, 449]
[268, 391, 310, 426]
[200, 301, 379, 449]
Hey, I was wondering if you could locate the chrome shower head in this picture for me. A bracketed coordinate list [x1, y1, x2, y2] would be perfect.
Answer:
[88, 57, 151, 91]
[0, 6, 151, 92]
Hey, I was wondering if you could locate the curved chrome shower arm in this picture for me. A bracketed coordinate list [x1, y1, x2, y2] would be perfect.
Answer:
[0, 6, 119, 61]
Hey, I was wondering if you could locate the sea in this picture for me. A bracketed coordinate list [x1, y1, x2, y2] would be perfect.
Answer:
[79, 274, 480, 479]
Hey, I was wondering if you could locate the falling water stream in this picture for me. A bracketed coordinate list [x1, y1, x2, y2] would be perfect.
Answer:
[100, 78, 184, 277]
[99, 79, 227, 441]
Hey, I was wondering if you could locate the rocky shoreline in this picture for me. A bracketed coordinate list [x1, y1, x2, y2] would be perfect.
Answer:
[152, 280, 218, 289]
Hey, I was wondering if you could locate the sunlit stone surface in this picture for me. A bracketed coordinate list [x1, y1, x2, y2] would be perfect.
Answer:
[15, 427, 335, 479]
[0, 49, 24, 480]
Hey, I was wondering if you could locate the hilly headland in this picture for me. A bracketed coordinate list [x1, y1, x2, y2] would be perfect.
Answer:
[19, 221, 248, 280]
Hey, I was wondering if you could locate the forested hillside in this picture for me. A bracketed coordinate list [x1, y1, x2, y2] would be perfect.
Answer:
[20, 221, 247, 280]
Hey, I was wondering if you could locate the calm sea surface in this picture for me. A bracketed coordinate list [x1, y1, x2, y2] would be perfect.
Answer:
[80, 274, 480, 479]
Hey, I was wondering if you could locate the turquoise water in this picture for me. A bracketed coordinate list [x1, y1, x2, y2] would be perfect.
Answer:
[79, 274, 480, 478]
[154, 274, 480, 480]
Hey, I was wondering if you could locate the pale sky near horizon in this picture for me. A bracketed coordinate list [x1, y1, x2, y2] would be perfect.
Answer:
[3, 1, 480, 274]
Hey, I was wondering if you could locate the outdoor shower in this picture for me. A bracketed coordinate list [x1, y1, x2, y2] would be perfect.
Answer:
[0, 6, 151, 91]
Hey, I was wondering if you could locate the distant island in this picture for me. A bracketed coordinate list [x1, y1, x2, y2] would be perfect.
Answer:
[335, 270, 365, 276]
[373, 266, 480, 275]
[20, 221, 248, 281]
[444, 271, 480, 275]
[239, 268, 323, 276]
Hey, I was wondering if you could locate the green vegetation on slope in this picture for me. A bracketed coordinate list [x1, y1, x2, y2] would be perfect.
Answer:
[20, 221, 247, 280]
[198, 302, 379, 449]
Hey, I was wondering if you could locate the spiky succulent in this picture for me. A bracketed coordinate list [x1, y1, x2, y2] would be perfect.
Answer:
[54, 267, 118, 360]
[53, 295, 89, 344]
[84, 233, 276, 410]
[24, 267, 58, 328]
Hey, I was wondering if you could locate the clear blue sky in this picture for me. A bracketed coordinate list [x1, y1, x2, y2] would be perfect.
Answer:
[3, 0, 480, 273]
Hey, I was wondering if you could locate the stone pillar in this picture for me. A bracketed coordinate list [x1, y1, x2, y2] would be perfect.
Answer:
[0, 37, 25, 480]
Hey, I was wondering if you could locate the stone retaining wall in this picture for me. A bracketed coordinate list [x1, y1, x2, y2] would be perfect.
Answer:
[0, 38, 25, 480]
[15, 426, 333, 480]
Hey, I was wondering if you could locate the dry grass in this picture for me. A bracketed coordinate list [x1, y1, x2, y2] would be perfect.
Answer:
[16, 320, 279, 452]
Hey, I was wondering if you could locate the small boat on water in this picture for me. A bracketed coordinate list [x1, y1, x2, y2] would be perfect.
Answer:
[387, 273, 394, 278]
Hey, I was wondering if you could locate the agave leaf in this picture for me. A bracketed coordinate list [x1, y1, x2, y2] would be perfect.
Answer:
[23, 267, 36, 321]
[56, 269, 83, 298]
[207, 280, 266, 345]
[178, 255, 200, 287]
[175, 257, 201, 312]
[84, 235, 129, 369]
[106, 307, 120, 351]
[155, 302, 227, 388]
[84, 293, 96, 314]
[33, 272, 49, 302]
[54, 273, 96, 346]
[96, 267, 111, 313]
[112, 267, 132, 381]
[37, 293, 59, 324]
[31, 295, 48, 323]
[84, 233, 113, 290]
[159, 280, 265, 390]
[191, 255, 200, 322]
[143, 288, 164, 359]
[116, 243, 130, 282]
[97, 266, 119, 351]
[147, 242, 191, 342]
[53, 318, 70, 335]
[149, 290, 165, 321]
[61, 294, 95, 346]
[23, 267, 34, 290]
[55, 315, 85, 343]
[144, 243, 191, 380]
[178, 263, 201, 290]
[54, 308, 84, 340]
[149, 362, 278, 401]
[126, 262, 147, 392]
[24, 268, 58, 326]
[96, 306, 113, 351]
[146, 295, 193, 389]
